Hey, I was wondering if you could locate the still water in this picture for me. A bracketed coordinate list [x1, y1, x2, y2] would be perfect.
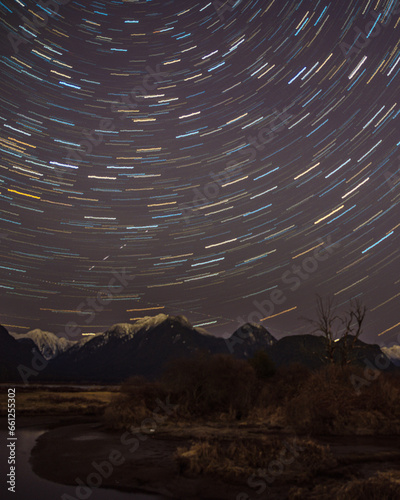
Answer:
[1, 425, 168, 500]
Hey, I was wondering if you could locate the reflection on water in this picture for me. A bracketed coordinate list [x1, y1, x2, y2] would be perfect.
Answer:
[72, 433, 105, 441]
[0, 427, 167, 500]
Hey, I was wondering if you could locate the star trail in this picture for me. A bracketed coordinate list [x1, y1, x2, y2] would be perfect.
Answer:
[0, 0, 399, 345]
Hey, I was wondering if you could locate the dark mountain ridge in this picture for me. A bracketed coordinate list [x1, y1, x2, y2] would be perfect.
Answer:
[41, 314, 277, 382]
[0, 324, 40, 381]
[0, 315, 395, 382]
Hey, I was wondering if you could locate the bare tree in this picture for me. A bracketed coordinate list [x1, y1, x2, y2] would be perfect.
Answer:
[306, 296, 367, 366]
[306, 296, 339, 364]
[338, 298, 367, 366]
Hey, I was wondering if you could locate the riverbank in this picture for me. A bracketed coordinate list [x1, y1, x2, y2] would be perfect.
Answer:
[31, 419, 248, 499]
[0, 385, 116, 417]
[29, 417, 400, 500]
[4, 365, 400, 499]
[0, 417, 167, 500]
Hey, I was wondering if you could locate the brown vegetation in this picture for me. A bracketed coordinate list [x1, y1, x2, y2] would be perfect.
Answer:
[163, 353, 257, 418]
[289, 470, 400, 500]
[334, 470, 400, 500]
[175, 436, 335, 479]
[104, 376, 168, 429]
[104, 353, 257, 428]
[105, 351, 400, 436]
[284, 365, 400, 434]
[0, 389, 114, 416]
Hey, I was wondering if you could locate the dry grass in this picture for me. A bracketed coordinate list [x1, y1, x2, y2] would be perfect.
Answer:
[175, 436, 335, 479]
[0, 389, 114, 416]
[176, 437, 281, 476]
[334, 470, 400, 500]
[289, 470, 400, 500]
[104, 361, 400, 436]
[104, 376, 171, 429]
[104, 397, 154, 429]
[283, 365, 400, 434]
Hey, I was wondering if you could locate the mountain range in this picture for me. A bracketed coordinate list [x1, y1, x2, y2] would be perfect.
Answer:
[10, 329, 77, 360]
[1, 314, 397, 382]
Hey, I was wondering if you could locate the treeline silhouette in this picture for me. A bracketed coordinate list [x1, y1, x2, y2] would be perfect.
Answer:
[105, 350, 400, 435]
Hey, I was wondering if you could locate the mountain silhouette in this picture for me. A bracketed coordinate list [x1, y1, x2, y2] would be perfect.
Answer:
[0, 316, 396, 383]
[41, 314, 277, 382]
[0, 324, 40, 381]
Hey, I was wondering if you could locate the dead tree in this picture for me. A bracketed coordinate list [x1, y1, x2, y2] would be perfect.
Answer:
[305, 296, 367, 366]
[307, 296, 339, 364]
[338, 299, 367, 366]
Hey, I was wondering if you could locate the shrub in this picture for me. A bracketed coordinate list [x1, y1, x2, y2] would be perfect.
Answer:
[163, 353, 257, 418]
[284, 365, 361, 433]
[335, 470, 400, 500]
[176, 436, 335, 479]
[359, 374, 400, 417]
[249, 350, 276, 380]
[283, 365, 400, 434]
[256, 363, 311, 408]
[104, 376, 169, 429]
[176, 437, 282, 476]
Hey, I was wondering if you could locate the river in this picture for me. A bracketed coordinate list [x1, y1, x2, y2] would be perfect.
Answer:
[1, 422, 168, 500]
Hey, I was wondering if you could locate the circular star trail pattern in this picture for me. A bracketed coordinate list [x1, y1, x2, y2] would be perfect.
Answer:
[0, 0, 399, 343]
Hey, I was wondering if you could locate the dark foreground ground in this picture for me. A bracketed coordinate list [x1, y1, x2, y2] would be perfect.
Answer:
[28, 416, 400, 500]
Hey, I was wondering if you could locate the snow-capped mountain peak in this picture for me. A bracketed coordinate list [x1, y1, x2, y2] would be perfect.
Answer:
[106, 314, 205, 339]
[382, 345, 400, 366]
[10, 329, 76, 360]
[107, 314, 170, 338]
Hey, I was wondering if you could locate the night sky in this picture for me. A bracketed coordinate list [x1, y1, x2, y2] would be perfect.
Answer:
[0, 0, 399, 346]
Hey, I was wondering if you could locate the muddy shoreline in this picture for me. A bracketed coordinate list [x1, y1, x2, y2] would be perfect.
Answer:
[30, 419, 250, 500]
[24, 416, 400, 500]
